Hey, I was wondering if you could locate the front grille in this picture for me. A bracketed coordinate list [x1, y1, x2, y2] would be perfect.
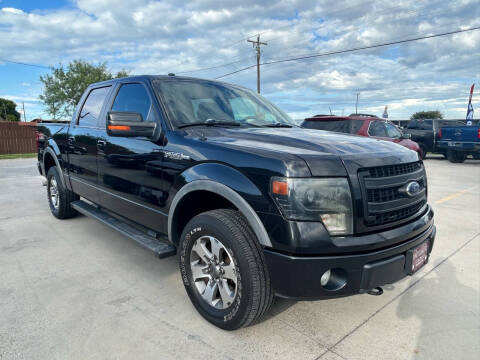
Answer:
[359, 161, 427, 229]
[367, 162, 422, 178]
[366, 199, 426, 227]
[367, 178, 425, 203]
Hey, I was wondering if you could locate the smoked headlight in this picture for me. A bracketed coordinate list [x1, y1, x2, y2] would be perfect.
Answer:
[271, 177, 353, 236]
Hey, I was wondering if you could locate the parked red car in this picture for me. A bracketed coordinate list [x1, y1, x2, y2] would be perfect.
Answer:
[301, 115, 423, 158]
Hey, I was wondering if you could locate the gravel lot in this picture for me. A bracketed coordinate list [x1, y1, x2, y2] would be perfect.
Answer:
[0, 156, 479, 360]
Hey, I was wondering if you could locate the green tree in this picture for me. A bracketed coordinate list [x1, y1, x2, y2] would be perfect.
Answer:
[410, 110, 443, 120]
[0, 98, 21, 121]
[39, 60, 128, 118]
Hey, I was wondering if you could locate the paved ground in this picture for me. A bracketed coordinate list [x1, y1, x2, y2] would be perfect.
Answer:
[0, 156, 479, 360]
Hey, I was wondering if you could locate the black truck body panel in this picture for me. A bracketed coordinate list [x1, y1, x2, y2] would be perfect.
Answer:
[37, 75, 435, 299]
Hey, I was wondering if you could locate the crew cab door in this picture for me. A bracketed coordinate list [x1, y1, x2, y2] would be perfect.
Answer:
[96, 81, 169, 234]
[67, 85, 111, 204]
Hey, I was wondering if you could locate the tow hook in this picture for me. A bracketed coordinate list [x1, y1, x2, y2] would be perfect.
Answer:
[368, 287, 384, 296]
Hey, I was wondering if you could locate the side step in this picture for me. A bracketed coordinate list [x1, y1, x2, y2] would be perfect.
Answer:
[72, 200, 176, 258]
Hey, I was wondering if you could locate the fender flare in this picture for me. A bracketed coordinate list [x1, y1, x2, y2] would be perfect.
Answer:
[168, 179, 272, 247]
[43, 146, 66, 187]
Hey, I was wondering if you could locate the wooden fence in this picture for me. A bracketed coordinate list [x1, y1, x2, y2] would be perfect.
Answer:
[0, 122, 37, 154]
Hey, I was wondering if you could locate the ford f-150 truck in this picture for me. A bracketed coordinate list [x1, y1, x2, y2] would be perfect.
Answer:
[37, 75, 436, 330]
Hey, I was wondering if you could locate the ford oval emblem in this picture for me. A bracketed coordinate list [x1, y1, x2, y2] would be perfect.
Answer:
[405, 181, 421, 197]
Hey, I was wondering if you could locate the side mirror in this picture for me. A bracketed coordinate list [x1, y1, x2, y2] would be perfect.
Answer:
[107, 111, 156, 138]
[401, 133, 411, 139]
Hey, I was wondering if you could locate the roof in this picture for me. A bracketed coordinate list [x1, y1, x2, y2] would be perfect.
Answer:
[304, 115, 354, 121]
[87, 74, 248, 90]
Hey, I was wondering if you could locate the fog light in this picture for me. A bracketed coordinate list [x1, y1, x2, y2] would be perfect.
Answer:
[320, 269, 331, 286]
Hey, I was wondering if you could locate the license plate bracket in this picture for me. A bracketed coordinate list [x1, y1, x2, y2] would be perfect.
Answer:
[406, 241, 429, 274]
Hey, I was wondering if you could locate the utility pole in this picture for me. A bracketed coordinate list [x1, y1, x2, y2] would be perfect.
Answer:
[22, 102, 27, 122]
[247, 34, 267, 94]
[355, 92, 360, 114]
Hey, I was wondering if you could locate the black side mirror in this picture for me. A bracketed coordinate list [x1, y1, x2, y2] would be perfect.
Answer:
[401, 133, 412, 139]
[107, 111, 156, 138]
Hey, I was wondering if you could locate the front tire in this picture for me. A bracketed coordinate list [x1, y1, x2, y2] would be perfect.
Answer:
[46, 167, 79, 219]
[179, 209, 273, 330]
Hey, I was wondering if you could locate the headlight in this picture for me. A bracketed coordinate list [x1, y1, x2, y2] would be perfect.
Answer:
[271, 177, 353, 236]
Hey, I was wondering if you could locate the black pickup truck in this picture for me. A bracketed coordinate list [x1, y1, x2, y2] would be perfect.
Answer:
[37, 75, 435, 330]
[402, 119, 467, 158]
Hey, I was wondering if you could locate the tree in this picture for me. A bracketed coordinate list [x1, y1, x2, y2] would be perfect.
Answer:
[0, 98, 21, 121]
[39, 60, 128, 119]
[410, 110, 443, 120]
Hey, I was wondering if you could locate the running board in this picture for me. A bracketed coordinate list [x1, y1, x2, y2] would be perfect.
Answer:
[71, 200, 176, 258]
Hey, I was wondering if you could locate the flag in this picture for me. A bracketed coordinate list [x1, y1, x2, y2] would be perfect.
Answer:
[382, 105, 388, 119]
[466, 84, 474, 125]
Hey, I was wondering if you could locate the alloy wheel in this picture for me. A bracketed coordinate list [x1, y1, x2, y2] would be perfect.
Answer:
[189, 235, 238, 309]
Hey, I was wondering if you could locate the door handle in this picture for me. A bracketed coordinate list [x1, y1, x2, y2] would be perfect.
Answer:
[97, 139, 106, 150]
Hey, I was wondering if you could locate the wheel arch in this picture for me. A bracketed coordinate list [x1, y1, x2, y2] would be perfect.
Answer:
[43, 144, 66, 187]
[168, 179, 272, 248]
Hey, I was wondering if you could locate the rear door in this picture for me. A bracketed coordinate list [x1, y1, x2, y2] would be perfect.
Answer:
[67, 85, 111, 203]
[96, 81, 169, 233]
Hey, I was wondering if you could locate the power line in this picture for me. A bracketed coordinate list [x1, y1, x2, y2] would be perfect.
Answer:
[215, 26, 480, 79]
[177, 55, 255, 74]
[0, 58, 50, 69]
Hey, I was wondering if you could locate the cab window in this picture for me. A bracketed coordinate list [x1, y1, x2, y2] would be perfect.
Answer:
[78, 86, 111, 127]
[111, 83, 152, 121]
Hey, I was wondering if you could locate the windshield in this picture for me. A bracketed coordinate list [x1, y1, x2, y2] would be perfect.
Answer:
[153, 79, 295, 128]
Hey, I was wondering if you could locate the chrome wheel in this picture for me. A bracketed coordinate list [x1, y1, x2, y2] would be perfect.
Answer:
[49, 178, 59, 209]
[190, 235, 238, 309]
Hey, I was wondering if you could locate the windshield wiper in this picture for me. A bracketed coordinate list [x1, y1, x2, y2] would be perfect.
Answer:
[178, 119, 241, 129]
[264, 122, 293, 128]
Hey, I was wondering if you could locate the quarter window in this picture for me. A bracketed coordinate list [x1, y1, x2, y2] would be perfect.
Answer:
[78, 86, 111, 127]
[112, 83, 152, 121]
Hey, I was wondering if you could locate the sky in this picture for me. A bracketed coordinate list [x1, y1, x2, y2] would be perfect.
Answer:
[0, 0, 479, 121]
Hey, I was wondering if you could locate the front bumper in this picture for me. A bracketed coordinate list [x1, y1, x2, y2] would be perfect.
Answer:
[264, 218, 436, 300]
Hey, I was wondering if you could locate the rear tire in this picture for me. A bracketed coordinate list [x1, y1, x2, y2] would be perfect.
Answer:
[447, 150, 466, 163]
[179, 209, 274, 330]
[46, 167, 79, 219]
[473, 153, 480, 160]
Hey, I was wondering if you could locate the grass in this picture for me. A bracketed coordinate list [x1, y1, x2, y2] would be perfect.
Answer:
[0, 153, 37, 160]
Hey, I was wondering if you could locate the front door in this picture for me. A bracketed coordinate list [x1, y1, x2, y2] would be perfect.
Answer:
[67, 86, 111, 204]
[96, 82, 169, 234]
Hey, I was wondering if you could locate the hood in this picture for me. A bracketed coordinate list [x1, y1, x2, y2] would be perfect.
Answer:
[187, 127, 419, 176]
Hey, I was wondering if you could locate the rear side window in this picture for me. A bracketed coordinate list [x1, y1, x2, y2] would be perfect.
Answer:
[111, 83, 152, 121]
[406, 120, 418, 129]
[78, 86, 110, 127]
[302, 120, 348, 132]
[302, 119, 364, 134]
[368, 121, 387, 137]
[350, 120, 364, 133]
[420, 120, 433, 130]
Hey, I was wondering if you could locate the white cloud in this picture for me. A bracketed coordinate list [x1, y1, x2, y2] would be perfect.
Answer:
[0, 0, 479, 119]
